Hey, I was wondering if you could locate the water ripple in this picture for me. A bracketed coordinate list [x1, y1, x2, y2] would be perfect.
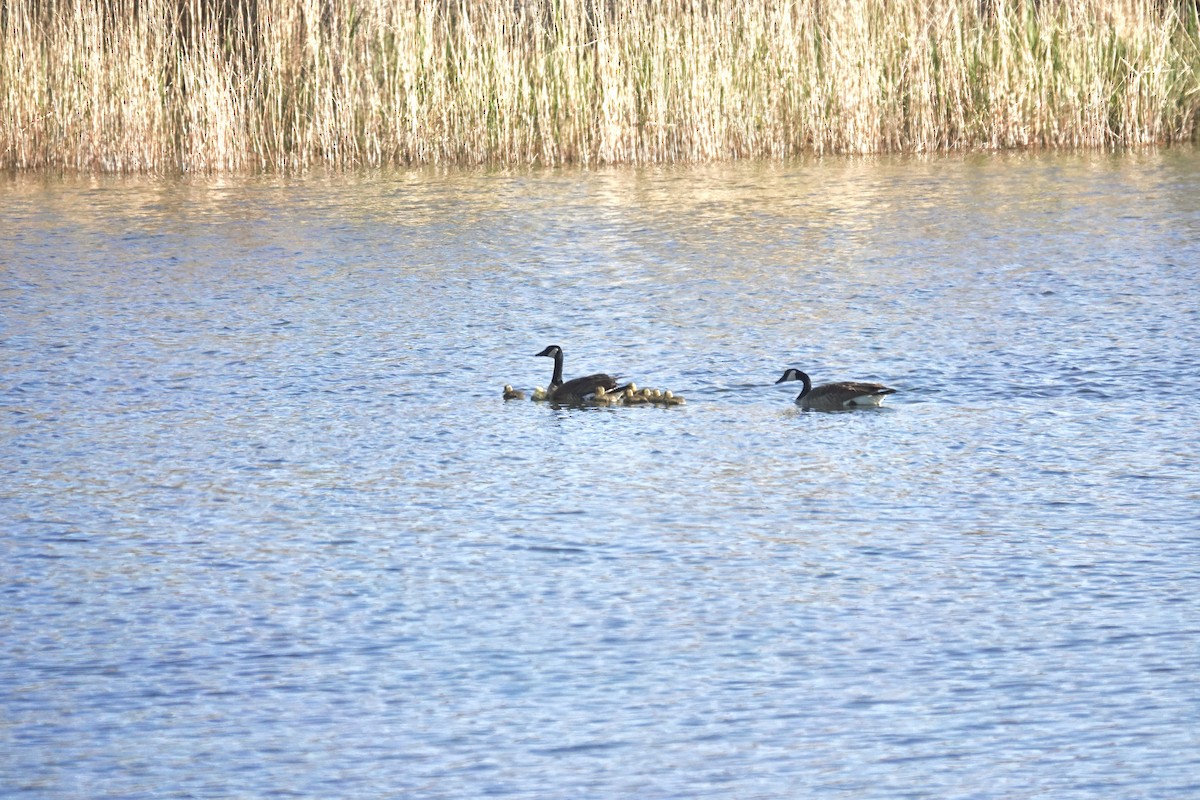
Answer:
[3, 152, 1200, 799]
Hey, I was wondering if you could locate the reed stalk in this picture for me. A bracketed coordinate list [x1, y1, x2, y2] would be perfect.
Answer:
[3, 0, 1198, 172]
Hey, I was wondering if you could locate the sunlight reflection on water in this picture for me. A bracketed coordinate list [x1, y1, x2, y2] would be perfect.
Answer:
[3, 150, 1200, 799]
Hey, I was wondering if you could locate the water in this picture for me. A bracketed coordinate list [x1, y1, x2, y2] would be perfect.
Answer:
[3, 151, 1199, 798]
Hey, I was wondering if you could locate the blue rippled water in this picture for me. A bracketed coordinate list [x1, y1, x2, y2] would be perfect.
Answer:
[3, 151, 1199, 798]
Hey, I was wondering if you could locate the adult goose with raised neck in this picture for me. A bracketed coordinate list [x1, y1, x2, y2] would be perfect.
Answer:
[536, 345, 623, 403]
[775, 368, 896, 410]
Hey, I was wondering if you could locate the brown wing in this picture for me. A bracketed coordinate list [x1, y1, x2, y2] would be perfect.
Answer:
[832, 381, 895, 397]
[805, 381, 896, 409]
[550, 373, 620, 401]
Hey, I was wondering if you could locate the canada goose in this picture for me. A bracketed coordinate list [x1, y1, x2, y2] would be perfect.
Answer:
[502, 384, 525, 401]
[535, 345, 623, 403]
[531, 386, 550, 402]
[775, 368, 896, 410]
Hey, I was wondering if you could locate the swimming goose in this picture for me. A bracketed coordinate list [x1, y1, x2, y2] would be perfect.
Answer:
[775, 368, 896, 410]
[661, 390, 685, 406]
[621, 387, 649, 405]
[592, 386, 619, 405]
[535, 345, 623, 403]
[502, 384, 526, 401]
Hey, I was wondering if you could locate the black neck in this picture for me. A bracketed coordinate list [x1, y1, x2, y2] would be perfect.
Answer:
[796, 372, 811, 400]
[548, 350, 564, 388]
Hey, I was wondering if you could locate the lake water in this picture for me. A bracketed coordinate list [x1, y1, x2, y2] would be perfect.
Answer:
[3, 150, 1199, 798]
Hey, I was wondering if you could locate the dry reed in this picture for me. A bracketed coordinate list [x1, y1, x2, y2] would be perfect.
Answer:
[2, 0, 1199, 172]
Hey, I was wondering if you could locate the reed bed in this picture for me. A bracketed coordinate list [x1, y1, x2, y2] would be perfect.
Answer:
[3, 0, 1199, 171]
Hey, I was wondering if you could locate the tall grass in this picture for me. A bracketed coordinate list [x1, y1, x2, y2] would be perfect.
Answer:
[3, 0, 1199, 171]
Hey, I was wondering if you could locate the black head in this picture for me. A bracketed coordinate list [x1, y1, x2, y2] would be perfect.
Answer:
[775, 368, 808, 384]
[535, 345, 562, 358]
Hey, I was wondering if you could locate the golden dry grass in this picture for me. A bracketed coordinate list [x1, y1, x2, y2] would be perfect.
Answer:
[2, 0, 1199, 172]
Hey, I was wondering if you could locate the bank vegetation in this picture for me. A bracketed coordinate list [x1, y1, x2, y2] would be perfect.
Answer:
[2, 0, 1199, 171]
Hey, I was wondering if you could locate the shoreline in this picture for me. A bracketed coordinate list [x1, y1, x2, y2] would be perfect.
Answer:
[3, 0, 1199, 174]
